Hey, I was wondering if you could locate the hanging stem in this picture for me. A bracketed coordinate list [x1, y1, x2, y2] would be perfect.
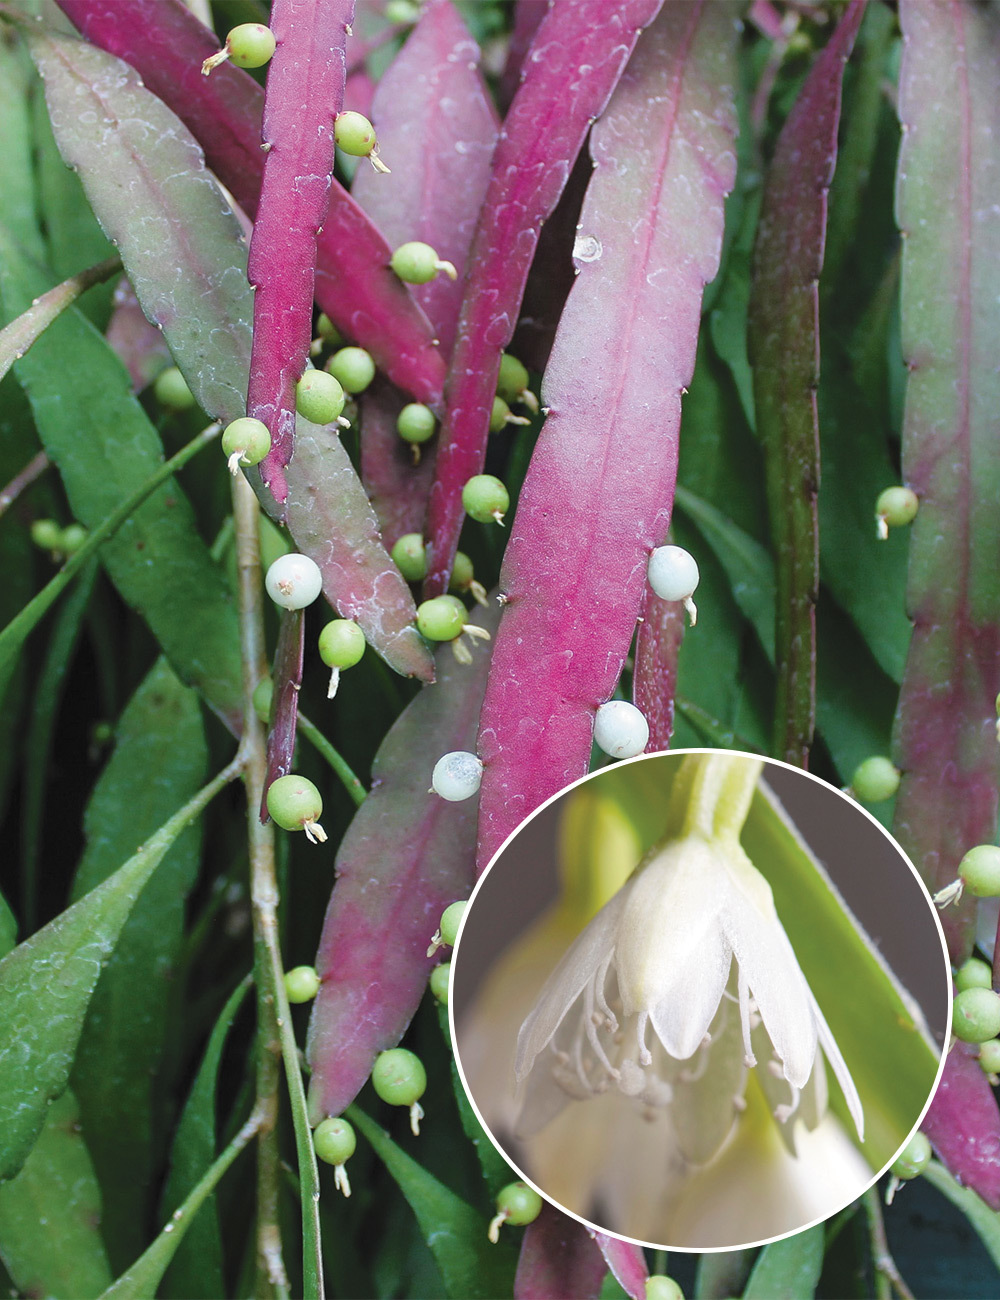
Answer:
[863, 1188, 915, 1300]
[232, 471, 325, 1299]
[0, 450, 50, 520]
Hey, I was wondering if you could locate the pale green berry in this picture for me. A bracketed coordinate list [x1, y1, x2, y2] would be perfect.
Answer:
[397, 403, 437, 445]
[154, 365, 195, 410]
[850, 756, 900, 802]
[222, 417, 271, 474]
[316, 313, 343, 346]
[449, 551, 474, 591]
[226, 23, 276, 68]
[390, 240, 457, 284]
[490, 396, 512, 433]
[296, 370, 346, 424]
[462, 474, 509, 525]
[372, 1048, 426, 1134]
[440, 901, 467, 947]
[875, 486, 918, 539]
[385, 0, 420, 22]
[959, 845, 1000, 897]
[318, 619, 365, 669]
[335, 111, 389, 171]
[488, 1181, 542, 1241]
[284, 966, 321, 1003]
[252, 678, 274, 723]
[314, 1117, 356, 1165]
[313, 1117, 356, 1195]
[953, 987, 1000, 1043]
[956, 958, 994, 992]
[392, 533, 427, 582]
[327, 347, 376, 394]
[891, 1131, 931, 1180]
[646, 1279, 685, 1300]
[30, 519, 63, 552]
[497, 353, 530, 404]
[980, 1039, 1000, 1075]
[266, 774, 327, 843]
[429, 963, 450, 1004]
[60, 524, 88, 556]
[417, 595, 467, 642]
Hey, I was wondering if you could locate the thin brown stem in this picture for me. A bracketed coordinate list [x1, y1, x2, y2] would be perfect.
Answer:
[864, 1188, 916, 1300]
[0, 450, 50, 520]
[232, 471, 289, 1300]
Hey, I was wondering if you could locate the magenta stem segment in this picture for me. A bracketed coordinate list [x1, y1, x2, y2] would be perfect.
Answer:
[475, 0, 738, 870]
[422, 0, 664, 597]
[248, 0, 353, 502]
[260, 607, 305, 823]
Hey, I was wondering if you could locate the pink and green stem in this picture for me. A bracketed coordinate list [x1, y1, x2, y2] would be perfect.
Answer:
[247, 0, 353, 503]
[892, 0, 1000, 963]
[56, 0, 446, 407]
[475, 0, 738, 870]
[261, 608, 304, 821]
[422, 0, 665, 598]
[747, 0, 864, 766]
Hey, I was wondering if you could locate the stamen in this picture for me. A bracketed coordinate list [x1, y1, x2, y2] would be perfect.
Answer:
[767, 1059, 785, 1078]
[738, 968, 757, 1067]
[733, 1094, 747, 1112]
[679, 1050, 711, 1084]
[635, 1010, 653, 1067]
[774, 1083, 801, 1124]
[593, 951, 619, 1033]
[583, 981, 619, 1080]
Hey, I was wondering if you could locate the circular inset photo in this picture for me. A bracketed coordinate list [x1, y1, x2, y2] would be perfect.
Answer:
[450, 750, 951, 1251]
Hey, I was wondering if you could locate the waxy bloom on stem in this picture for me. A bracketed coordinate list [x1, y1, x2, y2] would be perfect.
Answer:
[514, 754, 864, 1172]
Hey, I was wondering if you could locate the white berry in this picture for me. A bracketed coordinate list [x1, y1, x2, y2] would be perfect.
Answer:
[432, 751, 483, 801]
[593, 701, 649, 759]
[265, 554, 323, 610]
[647, 545, 699, 623]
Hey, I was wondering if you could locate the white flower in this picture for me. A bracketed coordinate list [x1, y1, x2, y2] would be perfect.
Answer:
[514, 756, 864, 1163]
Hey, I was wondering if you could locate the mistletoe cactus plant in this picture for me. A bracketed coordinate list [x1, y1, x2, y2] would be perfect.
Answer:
[0, 0, 997, 1296]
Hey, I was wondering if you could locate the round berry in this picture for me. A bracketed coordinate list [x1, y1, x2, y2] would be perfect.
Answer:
[417, 595, 467, 642]
[372, 1048, 426, 1107]
[390, 241, 457, 284]
[956, 958, 994, 992]
[593, 700, 649, 759]
[980, 1039, 1000, 1074]
[296, 370, 346, 424]
[953, 987, 1000, 1043]
[265, 553, 323, 610]
[431, 752, 482, 801]
[647, 545, 699, 603]
[439, 901, 467, 948]
[327, 346, 376, 394]
[646, 1279, 685, 1300]
[429, 963, 450, 1004]
[318, 619, 365, 669]
[266, 774, 327, 843]
[253, 678, 274, 723]
[316, 313, 343, 346]
[850, 756, 900, 803]
[392, 533, 427, 582]
[60, 524, 88, 556]
[498, 1181, 542, 1228]
[397, 403, 436, 445]
[462, 475, 509, 525]
[497, 353, 529, 404]
[226, 22, 276, 68]
[284, 966, 321, 1003]
[490, 396, 513, 433]
[30, 519, 63, 552]
[314, 1116, 356, 1166]
[959, 845, 1000, 897]
[154, 365, 195, 410]
[875, 486, 918, 539]
[335, 110, 378, 157]
[222, 417, 271, 474]
[891, 1131, 932, 1180]
[449, 551, 475, 592]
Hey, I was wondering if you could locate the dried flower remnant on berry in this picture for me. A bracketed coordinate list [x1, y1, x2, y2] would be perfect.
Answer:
[390, 240, 457, 285]
[487, 1181, 542, 1243]
[313, 1117, 356, 1196]
[335, 111, 390, 173]
[202, 23, 276, 76]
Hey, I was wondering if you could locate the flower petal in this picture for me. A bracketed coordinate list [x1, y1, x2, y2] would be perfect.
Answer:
[810, 986, 865, 1141]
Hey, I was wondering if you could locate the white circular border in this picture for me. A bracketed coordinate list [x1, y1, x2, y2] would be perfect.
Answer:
[447, 746, 954, 1255]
